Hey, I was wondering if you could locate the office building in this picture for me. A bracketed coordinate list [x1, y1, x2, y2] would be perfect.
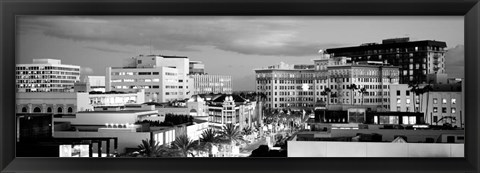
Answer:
[16, 59, 81, 92]
[255, 62, 316, 110]
[190, 74, 233, 95]
[325, 37, 447, 84]
[84, 76, 106, 92]
[107, 55, 192, 103]
[390, 83, 463, 127]
[189, 61, 205, 75]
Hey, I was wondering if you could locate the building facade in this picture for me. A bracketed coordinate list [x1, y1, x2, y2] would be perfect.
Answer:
[189, 61, 205, 75]
[390, 83, 463, 127]
[107, 55, 192, 103]
[190, 74, 233, 95]
[206, 94, 259, 130]
[84, 76, 106, 92]
[16, 90, 145, 114]
[325, 38, 447, 84]
[16, 59, 81, 92]
[255, 62, 315, 110]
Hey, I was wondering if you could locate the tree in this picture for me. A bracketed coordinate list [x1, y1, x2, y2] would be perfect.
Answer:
[172, 135, 197, 157]
[320, 88, 332, 106]
[347, 84, 358, 105]
[137, 139, 166, 157]
[421, 82, 434, 124]
[199, 129, 220, 157]
[358, 88, 368, 105]
[220, 123, 243, 146]
[408, 82, 421, 112]
[242, 126, 253, 136]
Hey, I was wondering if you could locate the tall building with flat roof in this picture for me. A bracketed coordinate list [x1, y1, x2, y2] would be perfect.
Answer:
[190, 74, 232, 95]
[107, 55, 191, 103]
[325, 38, 447, 84]
[16, 59, 80, 92]
[255, 62, 315, 110]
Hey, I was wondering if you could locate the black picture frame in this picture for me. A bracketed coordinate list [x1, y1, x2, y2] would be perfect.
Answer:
[1, 0, 479, 172]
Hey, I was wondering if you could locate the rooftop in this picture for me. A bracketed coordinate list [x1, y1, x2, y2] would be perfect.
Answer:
[77, 110, 157, 114]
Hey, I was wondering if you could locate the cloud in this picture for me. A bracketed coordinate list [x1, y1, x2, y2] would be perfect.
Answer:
[81, 67, 94, 75]
[18, 16, 342, 56]
[445, 44, 464, 78]
[84, 46, 133, 54]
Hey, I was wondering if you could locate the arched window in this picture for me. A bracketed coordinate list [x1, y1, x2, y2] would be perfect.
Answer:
[67, 107, 73, 113]
[21, 107, 27, 113]
[47, 107, 52, 113]
[33, 107, 41, 113]
[57, 107, 63, 113]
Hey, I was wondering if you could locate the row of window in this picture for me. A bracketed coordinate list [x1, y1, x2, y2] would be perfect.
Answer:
[16, 66, 80, 71]
[20, 106, 73, 113]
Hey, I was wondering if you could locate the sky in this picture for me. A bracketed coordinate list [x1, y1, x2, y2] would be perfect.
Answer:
[17, 16, 464, 91]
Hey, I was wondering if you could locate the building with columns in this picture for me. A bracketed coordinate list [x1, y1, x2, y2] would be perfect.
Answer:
[190, 74, 233, 95]
[16, 90, 145, 114]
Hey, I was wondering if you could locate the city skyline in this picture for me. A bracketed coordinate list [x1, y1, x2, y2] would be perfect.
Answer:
[17, 16, 464, 91]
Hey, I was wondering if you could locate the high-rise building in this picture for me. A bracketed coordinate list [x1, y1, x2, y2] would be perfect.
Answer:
[106, 55, 191, 103]
[325, 38, 447, 84]
[16, 59, 81, 92]
[189, 61, 205, 75]
[255, 62, 316, 110]
[313, 55, 400, 111]
[190, 74, 232, 95]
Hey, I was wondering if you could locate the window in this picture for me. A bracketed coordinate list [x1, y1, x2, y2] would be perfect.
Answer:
[406, 99, 411, 104]
[451, 108, 456, 114]
[433, 107, 438, 113]
[397, 98, 401, 104]
[451, 99, 456, 104]
[442, 98, 447, 104]
[406, 91, 410, 96]
[396, 106, 401, 111]
[68, 107, 73, 113]
[433, 98, 438, 104]
[57, 107, 63, 113]
[47, 107, 52, 113]
[442, 107, 447, 113]
[137, 60, 142, 64]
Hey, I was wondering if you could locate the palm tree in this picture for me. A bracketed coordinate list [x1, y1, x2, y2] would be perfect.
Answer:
[347, 84, 358, 105]
[408, 82, 420, 112]
[320, 87, 332, 106]
[199, 129, 220, 157]
[172, 135, 197, 157]
[137, 139, 166, 157]
[242, 126, 253, 136]
[358, 88, 368, 105]
[421, 82, 434, 124]
[220, 124, 243, 156]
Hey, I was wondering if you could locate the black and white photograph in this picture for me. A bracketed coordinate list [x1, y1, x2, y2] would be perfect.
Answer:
[15, 16, 465, 158]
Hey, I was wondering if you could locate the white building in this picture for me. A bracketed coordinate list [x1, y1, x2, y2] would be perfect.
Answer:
[16, 89, 145, 114]
[16, 59, 80, 92]
[190, 74, 233, 95]
[84, 76, 106, 92]
[390, 83, 463, 127]
[255, 54, 400, 111]
[107, 55, 192, 103]
[255, 62, 316, 110]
